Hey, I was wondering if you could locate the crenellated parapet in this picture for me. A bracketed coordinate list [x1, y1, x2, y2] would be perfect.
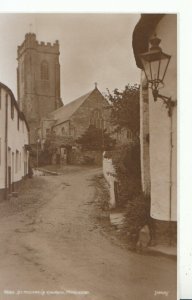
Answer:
[17, 33, 59, 59]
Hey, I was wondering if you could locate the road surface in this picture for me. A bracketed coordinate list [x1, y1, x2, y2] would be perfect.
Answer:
[0, 167, 177, 300]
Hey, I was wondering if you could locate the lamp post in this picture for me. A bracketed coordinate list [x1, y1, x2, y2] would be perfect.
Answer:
[139, 35, 175, 117]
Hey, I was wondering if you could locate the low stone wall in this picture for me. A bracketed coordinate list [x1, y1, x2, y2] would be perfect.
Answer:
[103, 154, 117, 209]
[75, 150, 103, 166]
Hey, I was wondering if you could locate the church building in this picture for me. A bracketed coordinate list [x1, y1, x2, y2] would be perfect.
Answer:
[41, 84, 110, 142]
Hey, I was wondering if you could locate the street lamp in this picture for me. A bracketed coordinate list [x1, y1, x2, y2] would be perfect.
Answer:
[139, 35, 175, 117]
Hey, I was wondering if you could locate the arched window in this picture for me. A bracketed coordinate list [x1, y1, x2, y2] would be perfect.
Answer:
[41, 61, 49, 80]
[90, 109, 104, 129]
[127, 129, 133, 140]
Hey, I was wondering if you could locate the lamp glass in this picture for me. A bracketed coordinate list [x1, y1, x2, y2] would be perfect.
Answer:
[140, 50, 171, 89]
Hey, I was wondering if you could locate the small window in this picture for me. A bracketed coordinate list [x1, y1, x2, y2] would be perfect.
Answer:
[16, 150, 19, 173]
[0, 87, 1, 109]
[41, 61, 49, 80]
[20, 152, 21, 170]
[61, 127, 65, 135]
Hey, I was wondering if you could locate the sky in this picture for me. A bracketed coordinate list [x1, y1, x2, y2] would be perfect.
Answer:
[0, 13, 140, 104]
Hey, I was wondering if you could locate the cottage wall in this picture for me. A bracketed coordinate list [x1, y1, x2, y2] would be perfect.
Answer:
[0, 85, 29, 201]
[146, 15, 177, 221]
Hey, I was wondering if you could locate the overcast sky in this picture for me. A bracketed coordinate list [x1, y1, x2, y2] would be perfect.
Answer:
[0, 13, 140, 104]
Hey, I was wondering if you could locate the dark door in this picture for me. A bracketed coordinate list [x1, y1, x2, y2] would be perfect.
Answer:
[8, 166, 12, 193]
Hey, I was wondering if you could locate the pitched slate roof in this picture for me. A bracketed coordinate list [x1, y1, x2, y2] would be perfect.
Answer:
[49, 90, 94, 126]
[0, 81, 29, 132]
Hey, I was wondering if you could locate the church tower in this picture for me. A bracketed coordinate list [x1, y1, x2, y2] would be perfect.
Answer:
[17, 33, 63, 144]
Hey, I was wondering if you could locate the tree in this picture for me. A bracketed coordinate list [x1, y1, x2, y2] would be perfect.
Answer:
[105, 84, 141, 207]
[76, 125, 115, 151]
[106, 84, 140, 137]
[42, 131, 73, 165]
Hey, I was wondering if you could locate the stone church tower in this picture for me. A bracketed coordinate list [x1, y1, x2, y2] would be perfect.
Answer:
[17, 33, 63, 144]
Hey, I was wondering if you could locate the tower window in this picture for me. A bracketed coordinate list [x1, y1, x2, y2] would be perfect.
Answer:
[41, 61, 49, 80]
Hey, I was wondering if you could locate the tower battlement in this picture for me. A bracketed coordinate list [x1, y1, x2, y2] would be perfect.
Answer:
[17, 33, 59, 58]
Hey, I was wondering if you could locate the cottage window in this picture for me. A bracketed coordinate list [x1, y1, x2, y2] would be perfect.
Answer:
[61, 127, 65, 135]
[41, 61, 49, 80]
[20, 152, 21, 170]
[16, 150, 19, 173]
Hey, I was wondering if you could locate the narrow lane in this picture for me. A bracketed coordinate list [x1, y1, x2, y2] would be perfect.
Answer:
[0, 167, 177, 300]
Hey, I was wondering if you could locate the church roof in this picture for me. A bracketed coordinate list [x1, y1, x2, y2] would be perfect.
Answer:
[50, 88, 98, 126]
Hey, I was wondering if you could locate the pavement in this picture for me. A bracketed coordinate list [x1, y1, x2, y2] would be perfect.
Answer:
[147, 244, 177, 259]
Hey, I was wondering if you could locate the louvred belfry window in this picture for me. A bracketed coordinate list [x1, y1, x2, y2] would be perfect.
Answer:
[41, 61, 49, 80]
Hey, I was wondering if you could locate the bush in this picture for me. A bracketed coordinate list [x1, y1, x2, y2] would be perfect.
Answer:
[124, 193, 151, 246]
[125, 193, 150, 233]
[76, 125, 116, 151]
[111, 143, 141, 207]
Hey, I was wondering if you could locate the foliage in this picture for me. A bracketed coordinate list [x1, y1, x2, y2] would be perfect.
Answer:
[41, 131, 57, 165]
[43, 131, 57, 155]
[106, 84, 140, 137]
[124, 193, 151, 246]
[111, 143, 141, 207]
[76, 125, 116, 151]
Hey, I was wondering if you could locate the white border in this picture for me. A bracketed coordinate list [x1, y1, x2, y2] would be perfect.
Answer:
[0, 1, 191, 299]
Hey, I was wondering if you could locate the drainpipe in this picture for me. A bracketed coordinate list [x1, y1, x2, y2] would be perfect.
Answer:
[169, 108, 173, 245]
[4, 95, 8, 200]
